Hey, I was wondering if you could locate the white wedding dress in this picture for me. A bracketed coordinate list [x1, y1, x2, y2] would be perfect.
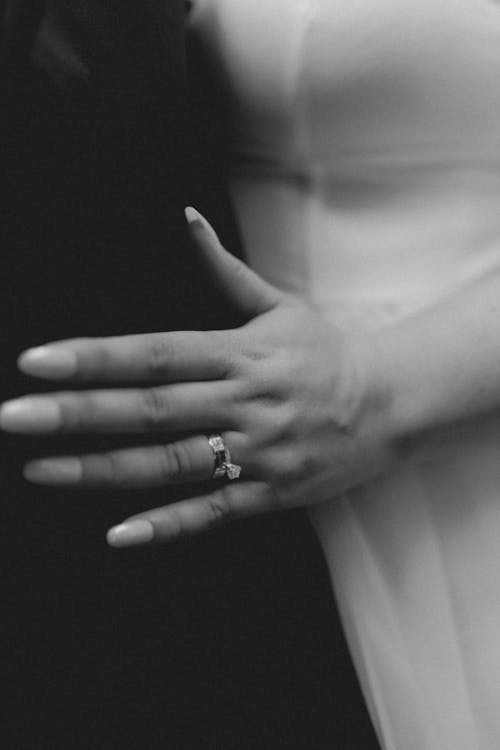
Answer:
[191, 1, 500, 748]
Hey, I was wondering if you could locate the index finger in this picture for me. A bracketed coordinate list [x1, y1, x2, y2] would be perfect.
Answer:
[18, 330, 233, 383]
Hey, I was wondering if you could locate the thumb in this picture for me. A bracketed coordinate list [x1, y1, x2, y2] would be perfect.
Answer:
[184, 206, 283, 320]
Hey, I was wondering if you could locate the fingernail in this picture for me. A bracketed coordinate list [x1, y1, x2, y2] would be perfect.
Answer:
[106, 520, 155, 548]
[18, 346, 77, 379]
[184, 207, 220, 246]
[24, 458, 83, 484]
[0, 398, 62, 433]
[184, 206, 204, 226]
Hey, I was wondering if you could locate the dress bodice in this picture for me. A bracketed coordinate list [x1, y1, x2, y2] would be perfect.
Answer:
[192, 0, 500, 325]
[192, 3, 500, 750]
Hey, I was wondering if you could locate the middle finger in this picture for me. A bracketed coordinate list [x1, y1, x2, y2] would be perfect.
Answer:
[0, 381, 240, 435]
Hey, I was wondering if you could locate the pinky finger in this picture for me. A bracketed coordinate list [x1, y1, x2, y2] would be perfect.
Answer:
[106, 481, 277, 548]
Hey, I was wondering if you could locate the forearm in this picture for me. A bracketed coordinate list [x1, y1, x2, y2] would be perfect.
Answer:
[362, 268, 500, 467]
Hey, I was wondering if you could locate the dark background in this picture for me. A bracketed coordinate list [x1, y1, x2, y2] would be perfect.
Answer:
[1, 1, 378, 747]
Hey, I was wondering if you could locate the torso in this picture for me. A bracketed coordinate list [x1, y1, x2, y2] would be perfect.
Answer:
[191, 2, 500, 748]
[192, 0, 500, 323]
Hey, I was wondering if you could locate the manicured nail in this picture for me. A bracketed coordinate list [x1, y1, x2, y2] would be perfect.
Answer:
[24, 458, 83, 484]
[184, 206, 204, 226]
[0, 397, 62, 433]
[106, 520, 155, 548]
[185, 207, 220, 246]
[18, 346, 78, 379]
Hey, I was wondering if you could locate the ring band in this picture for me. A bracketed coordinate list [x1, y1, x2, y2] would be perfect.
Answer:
[207, 434, 242, 480]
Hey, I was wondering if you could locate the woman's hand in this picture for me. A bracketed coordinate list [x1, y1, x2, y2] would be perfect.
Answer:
[0, 209, 395, 547]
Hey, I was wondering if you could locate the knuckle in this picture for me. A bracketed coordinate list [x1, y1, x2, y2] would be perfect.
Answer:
[148, 336, 174, 378]
[92, 341, 112, 373]
[237, 367, 287, 407]
[158, 442, 192, 481]
[142, 387, 170, 429]
[207, 331, 237, 378]
[162, 507, 184, 541]
[282, 449, 318, 485]
[262, 481, 283, 512]
[265, 403, 296, 437]
[207, 488, 233, 528]
[105, 452, 129, 487]
[78, 340, 111, 381]
[81, 452, 123, 488]
[254, 444, 296, 485]
[225, 383, 251, 427]
[78, 392, 102, 430]
[239, 343, 268, 367]
[257, 453, 282, 483]
[61, 393, 94, 433]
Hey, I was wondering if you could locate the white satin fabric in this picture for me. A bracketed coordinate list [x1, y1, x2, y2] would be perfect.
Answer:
[191, 2, 500, 748]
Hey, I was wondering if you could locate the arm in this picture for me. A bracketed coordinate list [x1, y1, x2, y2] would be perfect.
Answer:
[362, 267, 500, 466]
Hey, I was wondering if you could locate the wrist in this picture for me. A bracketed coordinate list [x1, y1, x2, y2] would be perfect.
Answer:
[352, 320, 456, 471]
[346, 326, 410, 475]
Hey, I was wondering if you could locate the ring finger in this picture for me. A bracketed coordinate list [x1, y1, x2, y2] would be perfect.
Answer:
[22, 431, 247, 489]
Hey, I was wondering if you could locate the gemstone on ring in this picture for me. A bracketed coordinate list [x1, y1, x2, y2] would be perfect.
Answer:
[207, 434, 242, 480]
[224, 462, 241, 480]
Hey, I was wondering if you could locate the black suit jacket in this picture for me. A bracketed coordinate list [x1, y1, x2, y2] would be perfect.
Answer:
[1, 3, 378, 748]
